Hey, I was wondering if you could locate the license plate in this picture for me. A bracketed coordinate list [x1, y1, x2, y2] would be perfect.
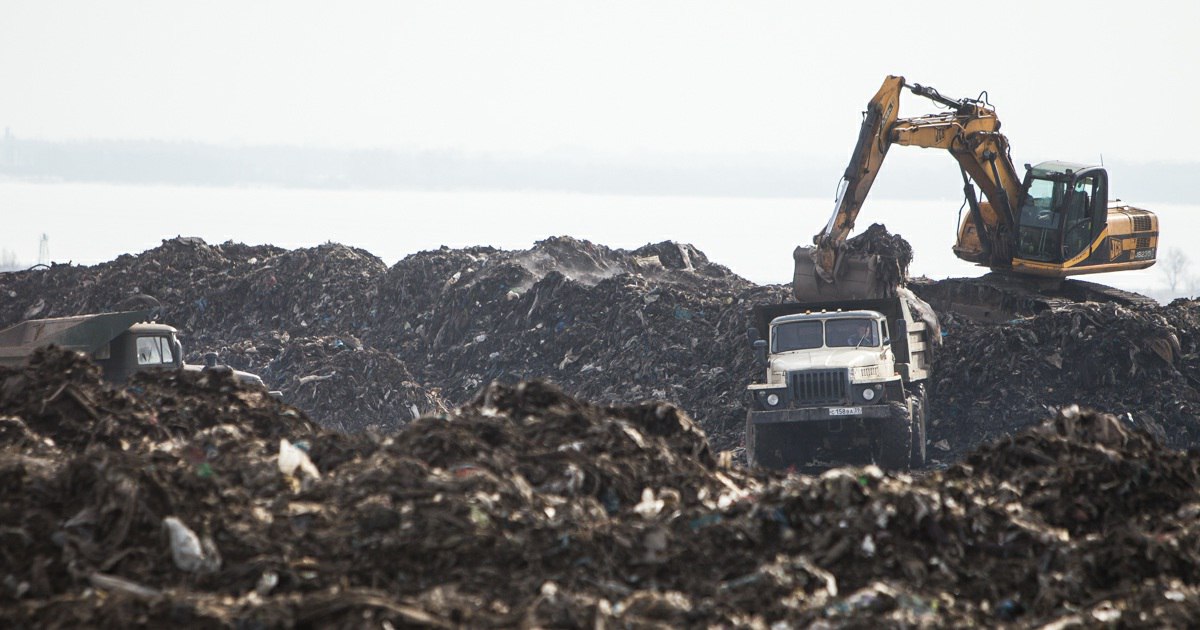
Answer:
[829, 407, 862, 416]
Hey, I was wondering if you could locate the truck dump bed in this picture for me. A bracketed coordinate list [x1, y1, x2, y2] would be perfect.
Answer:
[0, 310, 152, 366]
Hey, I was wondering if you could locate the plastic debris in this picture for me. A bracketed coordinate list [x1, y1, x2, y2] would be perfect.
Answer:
[162, 516, 220, 573]
[278, 437, 320, 479]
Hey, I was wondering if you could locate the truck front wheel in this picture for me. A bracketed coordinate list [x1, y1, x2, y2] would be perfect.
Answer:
[746, 412, 812, 469]
[874, 401, 913, 471]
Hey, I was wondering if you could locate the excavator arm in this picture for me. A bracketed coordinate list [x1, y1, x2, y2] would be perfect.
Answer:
[810, 76, 905, 279]
[802, 75, 1025, 295]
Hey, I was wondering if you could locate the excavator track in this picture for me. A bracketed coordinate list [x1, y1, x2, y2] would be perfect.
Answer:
[1056, 278, 1160, 309]
[909, 273, 1157, 323]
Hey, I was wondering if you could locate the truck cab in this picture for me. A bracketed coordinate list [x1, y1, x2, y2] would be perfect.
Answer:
[746, 294, 934, 470]
[94, 322, 185, 382]
[751, 311, 895, 411]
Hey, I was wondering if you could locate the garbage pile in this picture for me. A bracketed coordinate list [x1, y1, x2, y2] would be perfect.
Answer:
[4, 347, 1200, 627]
[3, 234, 1200, 460]
[0, 236, 789, 450]
[928, 299, 1200, 462]
[369, 238, 786, 447]
[214, 334, 453, 433]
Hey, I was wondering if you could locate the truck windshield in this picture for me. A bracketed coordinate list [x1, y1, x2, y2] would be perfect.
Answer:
[826, 318, 879, 348]
[772, 321, 823, 352]
[136, 336, 175, 365]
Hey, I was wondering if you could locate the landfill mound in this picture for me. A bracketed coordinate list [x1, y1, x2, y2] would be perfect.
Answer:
[3, 347, 1200, 627]
[0, 236, 789, 450]
[213, 334, 452, 433]
[3, 234, 1200, 460]
[928, 299, 1200, 461]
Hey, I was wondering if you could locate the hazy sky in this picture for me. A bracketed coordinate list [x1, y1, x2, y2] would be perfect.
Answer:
[3, 1, 1197, 297]
[4, 1, 1197, 163]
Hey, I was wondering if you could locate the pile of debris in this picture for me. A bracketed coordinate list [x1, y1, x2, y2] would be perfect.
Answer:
[928, 299, 1200, 461]
[0, 236, 791, 449]
[214, 334, 452, 433]
[3, 233, 1200, 461]
[4, 347, 1200, 626]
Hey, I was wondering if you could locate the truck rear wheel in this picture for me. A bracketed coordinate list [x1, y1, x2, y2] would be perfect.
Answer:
[745, 411, 758, 466]
[874, 401, 912, 471]
[910, 387, 927, 468]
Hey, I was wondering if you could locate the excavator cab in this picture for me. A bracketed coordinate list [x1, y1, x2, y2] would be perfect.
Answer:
[1015, 161, 1108, 264]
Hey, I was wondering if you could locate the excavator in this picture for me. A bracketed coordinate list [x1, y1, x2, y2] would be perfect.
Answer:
[794, 75, 1159, 320]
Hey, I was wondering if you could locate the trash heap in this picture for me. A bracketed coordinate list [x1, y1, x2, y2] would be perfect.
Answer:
[4, 346, 1200, 627]
[2, 234, 1200, 461]
[928, 299, 1200, 462]
[367, 238, 785, 447]
[224, 334, 452, 434]
[0, 236, 790, 451]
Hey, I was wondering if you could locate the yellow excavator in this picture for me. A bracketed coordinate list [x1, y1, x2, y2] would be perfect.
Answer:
[795, 75, 1158, 318]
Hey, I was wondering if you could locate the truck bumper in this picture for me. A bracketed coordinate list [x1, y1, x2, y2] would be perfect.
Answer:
[749, 404, 892, 424]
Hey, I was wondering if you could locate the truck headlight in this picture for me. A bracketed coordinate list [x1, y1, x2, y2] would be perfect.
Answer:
[766, 393, 780, 406]
[856, 384, 883, 403]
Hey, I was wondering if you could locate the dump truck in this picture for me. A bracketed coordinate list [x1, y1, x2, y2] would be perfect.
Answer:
[745, 291, 935, 470]
[0, 310, 280, 396]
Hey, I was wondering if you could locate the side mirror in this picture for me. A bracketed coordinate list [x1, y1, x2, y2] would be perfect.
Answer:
[881, 337, 891, 346]
[753, 339, 768, 366]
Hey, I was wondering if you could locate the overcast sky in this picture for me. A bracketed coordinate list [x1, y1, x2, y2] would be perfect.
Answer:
[3, 1, 1197, 164]
[2, 1, 1197, 296]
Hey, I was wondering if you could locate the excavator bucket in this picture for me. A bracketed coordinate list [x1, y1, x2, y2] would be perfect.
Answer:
[792, 246, 890, 302]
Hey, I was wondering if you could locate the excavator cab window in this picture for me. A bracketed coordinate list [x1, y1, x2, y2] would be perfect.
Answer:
[1017, 176, 1068, 261]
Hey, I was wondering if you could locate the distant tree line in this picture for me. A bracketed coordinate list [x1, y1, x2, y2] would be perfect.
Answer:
[0, 133, 1193, 202]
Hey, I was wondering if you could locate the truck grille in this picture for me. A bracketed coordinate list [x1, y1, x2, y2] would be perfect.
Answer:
[788, 369, 849, 406]
[1133, 214, 1152, 232]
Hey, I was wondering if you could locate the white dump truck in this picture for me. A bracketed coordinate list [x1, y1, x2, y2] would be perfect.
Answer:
[745, 292, 935, 470]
